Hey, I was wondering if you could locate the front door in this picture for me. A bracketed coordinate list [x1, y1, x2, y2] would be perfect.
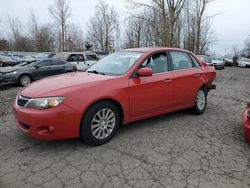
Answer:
[129, 52, 174, 119]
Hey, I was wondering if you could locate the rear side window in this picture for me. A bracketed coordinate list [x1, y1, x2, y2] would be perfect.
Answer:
[38, 60, 51, 67]
[52, 60, 65, 65]
[141, 52, 168, 74]
[86, 55, 99, 60]
[170, 51, 193, 70]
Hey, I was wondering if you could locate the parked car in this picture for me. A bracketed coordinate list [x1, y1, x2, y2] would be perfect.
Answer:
[13, 47, 216, 145]
[223, 55, 234, 66]
[242, 102, 250, 144]
[238, 57, 250, 68]
[0, 55, 17, 67]
[9, 55, 26, 64]
[197, 55, 213, 66]
[210, 55, 225, 69]
[0, 59, 76, 86]
[53, 51, 99, 71]
[46, 53, 56, 58]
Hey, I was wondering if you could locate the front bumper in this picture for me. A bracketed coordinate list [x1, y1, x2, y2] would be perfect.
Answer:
[242, 107, 250, 144]
[214, 64, 224, 69]
[0, 73, 19, 85]
[13, 102, 82, 140]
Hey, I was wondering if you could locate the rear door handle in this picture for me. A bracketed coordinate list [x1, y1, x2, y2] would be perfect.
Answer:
[194, 73, 200, 77]
[164, 78, 172, 83]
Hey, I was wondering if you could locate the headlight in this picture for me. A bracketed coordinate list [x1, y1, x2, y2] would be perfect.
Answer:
[5, 71, 17, 75]
[26, 97, 65, 110]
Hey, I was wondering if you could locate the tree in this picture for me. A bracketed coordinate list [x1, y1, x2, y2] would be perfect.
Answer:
[85, 41, 93, 50]
[86, 0, 118, 52]
[182, 0, 215, 54]
[49, 0, 71, 51]
[66, 24, 85, 51]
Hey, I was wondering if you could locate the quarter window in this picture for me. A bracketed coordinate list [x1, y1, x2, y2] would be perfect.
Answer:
[170, 51, 193, 70]
[141, 52, 168, 74]
[86, 55, 99, 60]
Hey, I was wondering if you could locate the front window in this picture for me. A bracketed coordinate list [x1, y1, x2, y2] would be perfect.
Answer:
[141, 52, 168, 74]
[87, 52, 144, 76]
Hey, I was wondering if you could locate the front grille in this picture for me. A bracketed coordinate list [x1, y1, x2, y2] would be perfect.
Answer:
[17, 95, 30, 107]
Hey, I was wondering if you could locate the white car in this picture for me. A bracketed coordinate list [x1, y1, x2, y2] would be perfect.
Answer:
[210, 55, 225, 69]
[53, 52, 99, 71]
[238, 57, 250, 68]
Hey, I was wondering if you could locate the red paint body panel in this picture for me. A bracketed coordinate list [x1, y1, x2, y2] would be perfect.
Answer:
[242, 104, 250, 144]
[13, 48, 216, 140]
[13, 103, 81, 140]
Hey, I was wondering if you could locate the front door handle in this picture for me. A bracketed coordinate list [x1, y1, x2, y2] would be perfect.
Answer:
[164, 78, 172, 83]
[194, 73, 200, 77]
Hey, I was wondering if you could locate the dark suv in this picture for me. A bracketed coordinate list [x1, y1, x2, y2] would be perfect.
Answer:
[0, 59, 77, 86]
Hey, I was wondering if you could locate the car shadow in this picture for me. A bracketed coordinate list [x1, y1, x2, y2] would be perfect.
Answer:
[16, 109, 195, 151]
[0, 84, 19, 90]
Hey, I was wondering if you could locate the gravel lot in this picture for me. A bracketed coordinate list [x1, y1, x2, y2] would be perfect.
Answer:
[0, 67, 250, 188]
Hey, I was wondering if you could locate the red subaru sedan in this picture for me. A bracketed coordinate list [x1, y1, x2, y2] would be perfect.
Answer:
[242, 102, 250, 144]
[13, 48, 216, 145]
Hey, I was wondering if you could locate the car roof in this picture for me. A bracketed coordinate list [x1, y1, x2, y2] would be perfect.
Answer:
[122, 47, 191, 53]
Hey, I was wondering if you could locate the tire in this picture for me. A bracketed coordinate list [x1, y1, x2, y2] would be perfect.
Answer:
[80, 101, 120, 145]
[19, 74, 31, 87]
[193, 87, 207, 114]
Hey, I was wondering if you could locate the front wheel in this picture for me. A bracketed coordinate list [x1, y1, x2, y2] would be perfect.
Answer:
[80, 101, 120, 145]
[19, 75, 31, 87]
[193, 87, 207, 114]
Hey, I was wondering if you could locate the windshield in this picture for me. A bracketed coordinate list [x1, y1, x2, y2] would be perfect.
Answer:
[86, 51, 144, 76]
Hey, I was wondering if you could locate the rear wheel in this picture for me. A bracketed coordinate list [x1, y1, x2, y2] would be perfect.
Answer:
[80, 101, 120, 145]
[193, 87, 207, 114]
[19, 75, 31, 87]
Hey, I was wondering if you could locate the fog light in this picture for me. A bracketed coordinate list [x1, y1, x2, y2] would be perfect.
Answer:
[37, 126, 55, 135]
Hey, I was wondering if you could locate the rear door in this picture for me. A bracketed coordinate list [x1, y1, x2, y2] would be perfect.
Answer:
[129, 51, 174, 119]
[51, 60, 66, 74]
[32, 60, 52, 79]
[169, 51, 204, 108]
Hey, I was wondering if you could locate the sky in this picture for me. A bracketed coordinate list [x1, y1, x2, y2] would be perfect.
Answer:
[0, 0, 250, 55]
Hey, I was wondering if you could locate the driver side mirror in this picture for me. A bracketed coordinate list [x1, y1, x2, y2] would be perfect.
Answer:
[137, 67, 153, 77]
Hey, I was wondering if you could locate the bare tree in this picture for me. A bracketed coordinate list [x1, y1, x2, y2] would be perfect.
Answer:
[66, 24, 85, 51]
[49, 0, 71, 51]
[166, 0, 186, 46]
[86, 0, 118, 52]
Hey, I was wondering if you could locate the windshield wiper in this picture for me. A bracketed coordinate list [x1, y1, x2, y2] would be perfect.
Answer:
[87, 70, 106, 75]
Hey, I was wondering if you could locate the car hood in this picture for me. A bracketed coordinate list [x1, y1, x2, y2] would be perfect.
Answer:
[212, 60, 223, 64]
[21, 72, 116, 98]
[0, 66, 23, 73]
